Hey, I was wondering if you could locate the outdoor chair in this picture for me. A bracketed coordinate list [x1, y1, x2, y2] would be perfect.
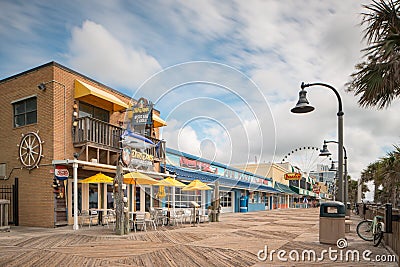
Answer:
[103, 209, 116, 229]
[155, 209, 167, 226]
[182, 209, 192, 224]
[79, 209, 97, 228]
[145, 211, 157, 230]
[133, 212, 147, 232]
[170, 209, 184, 226]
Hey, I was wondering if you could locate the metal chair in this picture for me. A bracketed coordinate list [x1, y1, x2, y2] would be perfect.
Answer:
[145, 211, 157, 230]
[133, 212, 147, 232]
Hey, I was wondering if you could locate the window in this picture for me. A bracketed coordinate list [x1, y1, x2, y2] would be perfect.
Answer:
[172, 187, 201, 208]
[13, 97, 37, 127]
[219, 191, 232, 207]
[0, 163, 5, 178]
[79, 102, 109, 122]
[89, 184, 99, 209]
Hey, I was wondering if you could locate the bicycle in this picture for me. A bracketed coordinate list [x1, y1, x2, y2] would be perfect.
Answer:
[356, 214, 385, 247]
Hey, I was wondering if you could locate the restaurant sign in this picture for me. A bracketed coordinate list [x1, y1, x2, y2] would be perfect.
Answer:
[122, 147, 154, 171]
[284, 172, 302, 180]
[131, 98, 153, 126]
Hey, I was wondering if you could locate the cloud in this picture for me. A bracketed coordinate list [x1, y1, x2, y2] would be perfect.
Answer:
[2, 0, 400, 198]
[67, 20, 161, 89]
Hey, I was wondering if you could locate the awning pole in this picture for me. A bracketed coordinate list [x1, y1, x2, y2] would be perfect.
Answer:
[73, 161, 79, 230]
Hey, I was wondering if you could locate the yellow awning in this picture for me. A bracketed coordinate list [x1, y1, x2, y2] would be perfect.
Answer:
[74, 80, 129, 111]
[153, 113, 167, 128]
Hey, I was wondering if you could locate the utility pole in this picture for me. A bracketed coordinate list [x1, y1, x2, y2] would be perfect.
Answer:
[114, 162, 129, 235]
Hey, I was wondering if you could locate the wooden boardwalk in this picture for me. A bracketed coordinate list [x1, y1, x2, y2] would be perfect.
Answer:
[0, 208, 398, 266]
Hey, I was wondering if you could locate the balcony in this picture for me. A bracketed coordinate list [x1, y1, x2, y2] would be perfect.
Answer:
[72, 117, 165, 163]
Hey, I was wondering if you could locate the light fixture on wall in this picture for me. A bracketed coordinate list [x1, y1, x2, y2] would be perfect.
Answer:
[72, 101, 79, 127]
[38, 83, 47, 91]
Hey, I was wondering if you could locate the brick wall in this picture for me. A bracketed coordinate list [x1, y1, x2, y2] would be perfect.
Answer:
[0, 62, 133, 227]
[0, 64, 55, 227]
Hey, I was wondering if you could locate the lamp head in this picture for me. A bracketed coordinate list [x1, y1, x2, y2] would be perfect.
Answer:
[329, 161, 337, 171]
[291, 89, 315, 113]
[38, 83, 46, 91]
[319, 144, 331, 157]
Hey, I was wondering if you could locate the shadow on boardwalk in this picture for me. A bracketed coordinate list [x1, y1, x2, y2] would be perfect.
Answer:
[0, 208, 398, 266]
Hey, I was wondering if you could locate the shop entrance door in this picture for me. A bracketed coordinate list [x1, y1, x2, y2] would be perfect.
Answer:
[136, 186, 152, 212]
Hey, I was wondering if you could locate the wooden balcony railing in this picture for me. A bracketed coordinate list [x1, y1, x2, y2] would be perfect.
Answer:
[72, 117, 166, 161]
[72, 117, 122, 150]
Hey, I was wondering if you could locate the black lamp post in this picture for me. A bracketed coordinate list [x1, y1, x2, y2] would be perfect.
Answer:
[319, 140, 348, 205]
[291, 82, 345, 205]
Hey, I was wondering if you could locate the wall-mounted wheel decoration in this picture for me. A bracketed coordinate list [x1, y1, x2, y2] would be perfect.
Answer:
[18, 132, 44, 169]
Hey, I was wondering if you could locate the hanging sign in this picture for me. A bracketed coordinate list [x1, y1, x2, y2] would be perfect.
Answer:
[284, 172, 302, 180]
[122, 147, 154, 171]
[131, 98, 153, 126]
[55, 165, 69, 180]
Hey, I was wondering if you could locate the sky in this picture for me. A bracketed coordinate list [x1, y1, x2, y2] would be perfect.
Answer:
[1, 0, 397, 200]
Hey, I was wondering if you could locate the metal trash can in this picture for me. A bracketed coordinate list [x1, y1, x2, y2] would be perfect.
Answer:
[319, 201, 345, 244]
[239, 196, 248, 213]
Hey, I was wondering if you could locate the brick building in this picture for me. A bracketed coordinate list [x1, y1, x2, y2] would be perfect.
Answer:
[0, 62, 167, 228]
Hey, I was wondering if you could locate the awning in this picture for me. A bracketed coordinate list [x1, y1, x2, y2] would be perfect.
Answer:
[274, 182, 297, 195]
[74, 80, 129, 111]
[153, 113, 167, 128]
[164, 165, 280, 193]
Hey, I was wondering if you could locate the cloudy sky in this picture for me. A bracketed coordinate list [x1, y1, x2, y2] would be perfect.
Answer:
[1, 0, 397, 198]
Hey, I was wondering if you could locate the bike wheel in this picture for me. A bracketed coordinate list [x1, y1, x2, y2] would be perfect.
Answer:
[373, 223, 383, 247]
[357, 220, 373, 241]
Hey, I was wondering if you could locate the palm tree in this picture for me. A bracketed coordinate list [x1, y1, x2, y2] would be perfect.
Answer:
[379, 146, 400, 206]
[347, 0, 400, 109]
[361, 145, 400, 206]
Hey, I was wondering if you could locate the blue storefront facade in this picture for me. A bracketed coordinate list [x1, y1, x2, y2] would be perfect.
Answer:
[164, 148, 281, 213]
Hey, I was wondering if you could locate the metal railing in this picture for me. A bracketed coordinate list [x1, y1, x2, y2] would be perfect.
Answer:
[360, 203, 400, 258]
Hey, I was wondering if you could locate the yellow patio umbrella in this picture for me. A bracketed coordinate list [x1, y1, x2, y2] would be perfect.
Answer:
[156, 185, 166, 199]
[80, 172, 114, 184]
[154, 177, 186, 187]
[182, 179, 212, 191]
[123, 172, 158, 185]
[154, 177, 186, 211]
[123, 172, 158, 212]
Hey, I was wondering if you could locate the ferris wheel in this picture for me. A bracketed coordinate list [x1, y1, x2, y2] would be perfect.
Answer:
[281, 146, 332, 176]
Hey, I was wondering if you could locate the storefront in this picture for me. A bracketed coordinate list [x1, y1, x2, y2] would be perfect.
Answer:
[0, 61, 170, 228]
[165, 148, 280, 213]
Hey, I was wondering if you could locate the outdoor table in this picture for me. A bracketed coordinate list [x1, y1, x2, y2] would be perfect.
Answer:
[155, 208, 169, 226]
[90, 209, 108, 226]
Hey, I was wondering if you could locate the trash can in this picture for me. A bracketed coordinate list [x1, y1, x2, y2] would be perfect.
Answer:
[319, 201, 345, 244]
[239, 195, 248, 213]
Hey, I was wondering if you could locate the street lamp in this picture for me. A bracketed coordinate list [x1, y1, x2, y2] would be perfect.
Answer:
[291, 82, 345, 205]
[319, 140, 348, 206]
[329, 160, 338, 171]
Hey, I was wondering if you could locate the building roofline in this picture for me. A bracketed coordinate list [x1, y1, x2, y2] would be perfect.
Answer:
[0, 61, 132, 100]
[166, 147, 272, 181]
